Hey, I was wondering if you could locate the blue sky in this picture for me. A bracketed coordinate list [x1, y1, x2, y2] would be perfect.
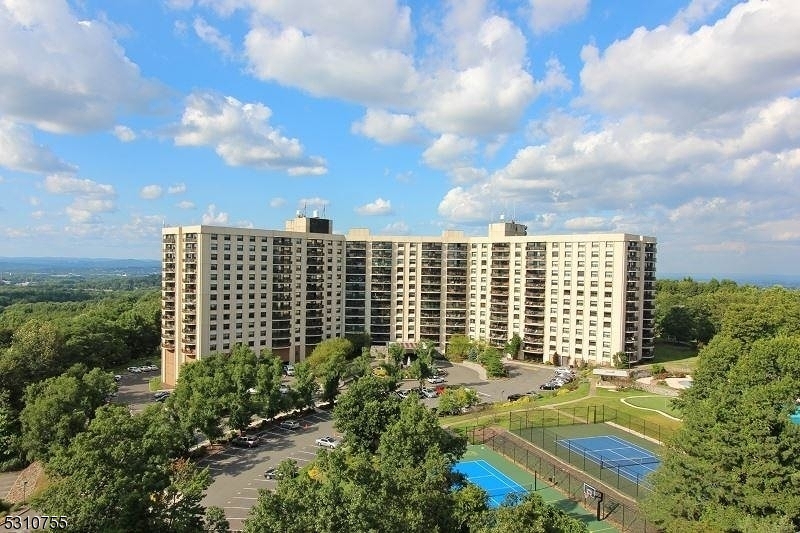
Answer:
[0, 0, 798, 276]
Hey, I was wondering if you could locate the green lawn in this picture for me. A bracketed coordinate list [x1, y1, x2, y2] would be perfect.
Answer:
[645, 341, 698, 372]
[441, 382, 591, 430]
[623, 395, 682, 419]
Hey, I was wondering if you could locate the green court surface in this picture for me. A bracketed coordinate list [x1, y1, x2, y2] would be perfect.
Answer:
[463, 445, 619, 533]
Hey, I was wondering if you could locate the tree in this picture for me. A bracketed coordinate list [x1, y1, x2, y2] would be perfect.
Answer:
[505, 333, 522, 358]
[34, 404, 206, 532]
[446, 334, 472, 362]
[291, 361, 316, 411]
[204, 506, 230, 533]
[19, 365, 116, 462]
[307, 339, 352, 404]
[0, 318, 66, 407]
[659, 305, 695, 342]
[333, 375, 400, 452]
[612, 351, 628, 369]
[474, 492, 588, 533]
[0, 390, 22, 471]
[345, 331, 371, 360]
[644, 333, 800, 531]
[478, 346, 507, 377]
[387, 342, 405, 366]
[438, 386, 479, 416]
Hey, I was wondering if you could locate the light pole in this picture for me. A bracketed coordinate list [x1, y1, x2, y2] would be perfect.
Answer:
[22, 480, 27, 503]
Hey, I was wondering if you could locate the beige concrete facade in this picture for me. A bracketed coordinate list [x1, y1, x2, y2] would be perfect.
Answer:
[162, 216, 655, 386]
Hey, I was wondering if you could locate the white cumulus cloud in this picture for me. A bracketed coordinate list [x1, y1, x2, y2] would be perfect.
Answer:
[112, 125, 136, 142]
[0, 119, 73, 174]
[529, 0, 589, 34]
[202, 204, 228, 224]
[356, 198, 393, 216]
[351, 109, 419, 144]
[174, 91, 327, 175]
[193, 17, 234, 58]
[167, 183, 187, 194]
[0, 0, 164, 133]
[139, 184, 163, 200]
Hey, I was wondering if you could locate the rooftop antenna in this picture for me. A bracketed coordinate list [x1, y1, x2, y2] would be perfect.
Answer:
[303, 202, 307, 217]
[322, 205, 326, 218]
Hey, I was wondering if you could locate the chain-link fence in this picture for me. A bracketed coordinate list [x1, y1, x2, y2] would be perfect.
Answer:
[459, 426, 662, 533]
[508, 404, 675, 445]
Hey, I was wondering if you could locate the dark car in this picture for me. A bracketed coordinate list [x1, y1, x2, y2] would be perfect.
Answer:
[539, 381, 561, 390]
[507, 393, 525, 401]
[154, 391, 171, 402]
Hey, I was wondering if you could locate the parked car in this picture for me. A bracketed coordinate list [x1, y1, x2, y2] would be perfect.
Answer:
[154, 391, 171, 402]
[420, 387, 437, 399]
[507, 393, 525, 401]
[279, 420, 301, 430]
[127, 366, 141, 373]
[284, 364, 295, 376]
[427, 376, 445, 384]
[396, 390, 410, 399]
[114, 375, 122, 382]
[231, 435, 260, 448]
[315, 436, 339, 449]
[540, 381, 561, 390]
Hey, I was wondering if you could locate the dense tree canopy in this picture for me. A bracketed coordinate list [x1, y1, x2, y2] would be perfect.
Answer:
[306, 338, 353, 404]
[645, 286, 800, 532]
[34, 404, 206, 533]
[19, 364, 116, 462]
[168, 346, 287, 441]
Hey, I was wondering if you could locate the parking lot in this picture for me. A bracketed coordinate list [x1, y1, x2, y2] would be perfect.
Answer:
[198, 409, 339, 531]
[115, 359, 558, 529]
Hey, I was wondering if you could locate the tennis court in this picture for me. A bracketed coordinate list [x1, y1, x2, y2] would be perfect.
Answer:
[455, 459, 529, 507]
[556, 435, 660, 485]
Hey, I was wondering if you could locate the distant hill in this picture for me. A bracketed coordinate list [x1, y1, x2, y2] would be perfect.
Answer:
[659, 273, 800, 289]
[0, 257, 161, 282]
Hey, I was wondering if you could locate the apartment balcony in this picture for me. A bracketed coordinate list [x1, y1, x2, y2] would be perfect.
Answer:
[163, 244, 176, 253]
[162, 329, 175, 340]
[182, 334, 196, 345]
[445, 325, 466, 336]
[183, 253, 197, 262]
[162, 339, 175, 349]
[162, 292, 175, 302]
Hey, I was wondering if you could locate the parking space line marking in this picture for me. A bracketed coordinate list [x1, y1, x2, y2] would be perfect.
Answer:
[232, 496, 258, 500]
[223, 506, 252, 510]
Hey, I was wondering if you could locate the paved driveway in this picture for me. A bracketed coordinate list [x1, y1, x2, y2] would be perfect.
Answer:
[113, 369, 163, 412]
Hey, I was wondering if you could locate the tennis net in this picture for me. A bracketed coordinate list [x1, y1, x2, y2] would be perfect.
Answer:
[596, 455, 660, 468]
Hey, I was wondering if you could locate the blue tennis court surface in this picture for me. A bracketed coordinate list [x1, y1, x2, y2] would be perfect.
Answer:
[454, 459, 529, 507]
[556, 435, 660, 485]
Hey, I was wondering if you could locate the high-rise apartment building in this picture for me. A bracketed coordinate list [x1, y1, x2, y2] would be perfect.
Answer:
[161, 214, 656, 387]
